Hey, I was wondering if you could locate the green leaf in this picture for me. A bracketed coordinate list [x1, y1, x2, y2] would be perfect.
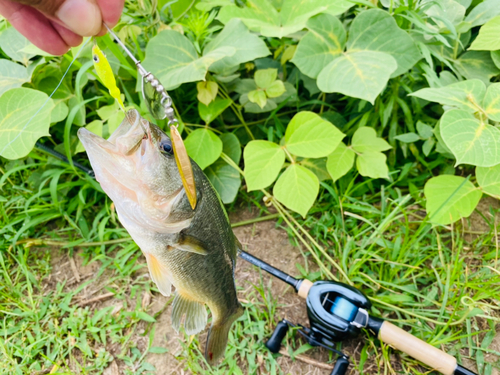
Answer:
[108, 111, 126, 135]
[51, 101, 69, 123]
[300, 158, 330, 181]
[143, 30, 235, 89]
[423, 138, 435, 156]
[0, 60, 29, 96]
[285, 111, 345, 158]
[149, 346, 169, 354]
[248, 90, 267, 109]
[240, 93, 277, 113]
[265, 80, 285, 98]
[206, 160, 241, 203]
[0, 88, 54, 160]
[137, 311, 156, 323]
[243, 140, 285, 190]
[352, 127, 392, 153]
[409, 79, 486, 112]
[454, 51, 500, 84]
[394, 133, 421, 143]
[477, 164, 500, 198]
[273, 164, 319, 217]
[197, 81, 218, 105]
[326, 142, 355, 182]
[204, 19, 270, 74]
[198, 98, 231, 124]
[440, 109, 500, 167]
[291, 13, 346, 79]
[347, 9, 421, 76]
[254, 69, 277, 89]
[424, 175, 482, 225]
[417, 121, 434, 139]
[469, 15, 500, 50]
[482, 82, 500, 121]
[465, 0, 500, 28]
[317, 51, 397, 104]
[220, 133, 241, 163]
[0, 28, 35, 64]
[184, 128, 223, 169]
[75, 120, 103, 153]
[218, 0, 352, 38]
[356, 151, 389, 179]
[96, 101, 120, 121]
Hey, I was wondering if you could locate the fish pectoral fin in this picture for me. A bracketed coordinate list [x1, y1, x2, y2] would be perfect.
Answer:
[175, 235, 209, 256]
[171, 292, 208, 335]
[145, 253, 172, 297]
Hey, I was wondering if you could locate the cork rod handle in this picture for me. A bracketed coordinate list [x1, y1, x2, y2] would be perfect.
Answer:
[379, 321, 457, 375]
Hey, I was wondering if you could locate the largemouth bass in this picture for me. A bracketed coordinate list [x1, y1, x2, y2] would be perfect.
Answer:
[77, 110, 243, 364]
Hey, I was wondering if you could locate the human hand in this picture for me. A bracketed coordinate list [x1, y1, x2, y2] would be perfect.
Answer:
[0, 0, 124, 55]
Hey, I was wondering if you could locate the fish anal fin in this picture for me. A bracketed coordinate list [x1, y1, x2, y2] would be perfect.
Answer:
[171, 292, 208, 335]
[175, 234, 209, 256]
[145, 253, 172, 297]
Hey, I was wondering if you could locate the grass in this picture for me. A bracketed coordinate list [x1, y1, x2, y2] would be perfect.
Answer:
[0, 156, 499, 375]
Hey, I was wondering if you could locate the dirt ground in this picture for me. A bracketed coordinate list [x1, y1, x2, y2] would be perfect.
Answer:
[47, 205, 500, 375]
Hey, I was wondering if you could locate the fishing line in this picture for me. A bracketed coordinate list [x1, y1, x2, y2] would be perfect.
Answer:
[1, 37, 92, 156]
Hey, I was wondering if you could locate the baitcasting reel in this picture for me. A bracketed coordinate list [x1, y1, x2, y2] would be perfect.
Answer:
[239, 250, 477, 375]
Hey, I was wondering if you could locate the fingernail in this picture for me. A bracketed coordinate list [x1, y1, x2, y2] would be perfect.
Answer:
[57, 0, 102, 36]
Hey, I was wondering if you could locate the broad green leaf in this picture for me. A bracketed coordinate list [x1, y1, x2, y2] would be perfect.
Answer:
[184, 128, 223, 169]
[0, 60, 29, 96]
[465, 0, 500, 27]
[441, 109, 500, 167]
[197, 0, 233, 12]
[218, 0, 352, 38]
[248, 90, 267, 109]
[417, 121, 434, 139]
[423, 138, 436, 156]
[356, 151, 389, 179]
[285, 111, 345, 158]
[204, 19, 270, 74]
[240, 93, 277, 113]
[137, 311, 156, 322]
[243, 140, 285, 190]
[352, 127, 392, 153]
[265, 80, 285, 98]
[300, 158, 330, 181]
[425, 0, 465, 28]
[220, 133, 241, 163]
[206, 160, 241, 203]
[291, 13, 346, 79]
[326, 142, 355, 182]
[198, 98, 231, 124]
[51, 101, 69, 123]
[491, 50, 500, 70]
[409, 79, 486, 112]
[317, 51, 397, 104]
[96, 101, 120, 121]
[143, 30, 235, 89]
[197, 81, 218, 105]
[0, 88, 54, 159]
[255, 69, 277, 89]
[75, 121, 103, 153]
[273, 164, 319, 217]
[394, 133, 421, 143]
[107, 111, 125, 135]
[469, 16, 500, 51]
[0, 28, 35, 64]
[476, 164, 500, 198]
[347, 9, 421, 77]
[424, 175, 482, 225]
[482, 83, 500, 121]
[454, 51, 500, 84]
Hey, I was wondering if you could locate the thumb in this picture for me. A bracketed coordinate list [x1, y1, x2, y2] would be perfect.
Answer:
[12, 0, 102, 36]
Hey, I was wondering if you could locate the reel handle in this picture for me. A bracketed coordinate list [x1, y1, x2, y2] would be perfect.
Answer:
[378, 321, 475, 375]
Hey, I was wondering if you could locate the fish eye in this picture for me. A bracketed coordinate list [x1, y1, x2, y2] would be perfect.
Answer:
[159, 139, 173, 155]
[93, 55, 99, 63]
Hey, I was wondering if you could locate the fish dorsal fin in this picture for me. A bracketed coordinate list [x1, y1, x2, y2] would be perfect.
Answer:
[176, 234, 209, 255]
[171, 292, 208, 335]
[145, 253, 172, 296]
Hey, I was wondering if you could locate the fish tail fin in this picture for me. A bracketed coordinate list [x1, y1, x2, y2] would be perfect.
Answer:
[171, 292, 207, 335]
[205, 303, 244, 365]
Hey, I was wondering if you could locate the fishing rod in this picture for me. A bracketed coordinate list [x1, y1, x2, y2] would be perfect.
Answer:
[239, 250, 476, 375]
